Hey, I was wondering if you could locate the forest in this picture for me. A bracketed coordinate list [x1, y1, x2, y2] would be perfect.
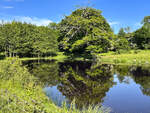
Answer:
[0, 7, 150, 61]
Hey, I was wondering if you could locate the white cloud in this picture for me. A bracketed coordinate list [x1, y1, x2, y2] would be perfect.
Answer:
[0, 15, 52, 26]
[16, 16, 52, 26]
[135, 22, 142, 27]
[108, 21, 120, 26]
[2, 6, 14, 9]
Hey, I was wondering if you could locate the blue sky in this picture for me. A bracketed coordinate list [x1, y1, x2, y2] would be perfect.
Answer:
[0, 0, 149, 33]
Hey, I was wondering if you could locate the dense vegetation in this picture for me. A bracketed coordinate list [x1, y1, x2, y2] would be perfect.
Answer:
[0, 59, 110, 113]
[0, 21, 58, 58]
[58, 7, 114, 58]
[0, 7, 150, 59]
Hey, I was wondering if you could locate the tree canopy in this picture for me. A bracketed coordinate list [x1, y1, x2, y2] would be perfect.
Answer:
[0, 21, 58, 57]
[133, 16, 150, 49]
[0, 8, 150, 59]
[58, 7, 114, 56]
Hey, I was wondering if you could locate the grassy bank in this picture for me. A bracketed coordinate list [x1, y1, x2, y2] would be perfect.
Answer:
[0, 59, 110, 113]
[2, 52, 90, 62]
[97, 50, 150, 65]
[0, 52, 68, 62]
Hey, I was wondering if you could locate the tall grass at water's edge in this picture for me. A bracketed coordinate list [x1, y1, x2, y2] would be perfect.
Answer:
[97, 50, 150, 65]
[0, 59, 110, 113]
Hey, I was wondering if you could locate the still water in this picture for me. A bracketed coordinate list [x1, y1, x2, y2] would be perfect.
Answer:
[23, 60, 150, 113]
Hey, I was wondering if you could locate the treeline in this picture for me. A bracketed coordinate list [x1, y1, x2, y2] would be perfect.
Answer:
[0, 21, 58, 57]
[116, 16, 150, 52]
[57, 7, 150, 57]
[0, 7, 150, 58]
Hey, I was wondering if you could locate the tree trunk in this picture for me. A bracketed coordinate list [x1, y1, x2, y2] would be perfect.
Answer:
[12, 52, 14, 57]
[38, 52, 40, 64]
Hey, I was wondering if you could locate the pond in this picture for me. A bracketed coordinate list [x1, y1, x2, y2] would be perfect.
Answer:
[23, 60, 150, 113]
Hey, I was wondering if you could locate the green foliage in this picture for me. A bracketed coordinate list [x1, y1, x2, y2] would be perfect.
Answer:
[58, 7, 114, 56]
[0, 21, 58, 58]
[48, 22, 59, 31]
[132, 16, 150, 49]
[133, 26, 150, 49]
[118, 28, 126, 38]
[33, 26, 58, 57]
[142, 16, 150, 27]
[114, 37, 130, 52]
[0, 59, 55, 112]
[0, 59, 110, 113]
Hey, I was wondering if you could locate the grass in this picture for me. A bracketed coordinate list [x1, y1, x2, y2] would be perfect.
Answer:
[3, 52, 68, 62]
[0, 59, 110, 113]
[2, 52, 91, 62]
[2, 50, 150, 66]
[97, 50, 150, 65]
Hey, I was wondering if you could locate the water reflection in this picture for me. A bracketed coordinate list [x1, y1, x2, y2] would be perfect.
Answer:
[23, 60, 150, 113]
[23, 60, 60, 86]
[131, 66, 150, 96]
[58, 62, 115, 108]
[114, 65, 150, 96]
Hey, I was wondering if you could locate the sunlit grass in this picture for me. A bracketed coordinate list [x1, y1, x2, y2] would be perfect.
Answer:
[3, 52, 68, 62]
[97, 50, 150, 65]
[0, 59, 110, 113]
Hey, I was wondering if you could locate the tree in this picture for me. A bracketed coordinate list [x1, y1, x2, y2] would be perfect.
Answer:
[114, 37, 130, 52]
[58, 7, 114, 57]
[132, 16, 150, 49]
[48, 22, 58, 30]
[133, 26, 150, 49]
[33, 26, 58, 57]
[115, 28, 130, 52]
[142, 16, 150, 28]
[118, 28, 126, 38]
[124, 26, 131, 34]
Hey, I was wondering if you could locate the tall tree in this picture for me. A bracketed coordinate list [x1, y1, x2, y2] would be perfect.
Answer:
[58, 7, 114, 57]
[133, 16, 150, 49]
[142, 16, 150, 28]
[118, 28, 126, 37]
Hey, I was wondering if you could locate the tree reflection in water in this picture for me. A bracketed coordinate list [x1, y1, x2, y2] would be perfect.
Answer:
[58, 61, 115, 108]
[115, 65, 150, 96]
[130, 66, 150, 96]
[23, 60, 60, 86]
[23, 60, 150, 109]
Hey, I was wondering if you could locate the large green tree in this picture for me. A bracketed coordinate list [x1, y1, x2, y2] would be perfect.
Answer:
[58, 7, 114, 57]
[133, 16, 150, 49]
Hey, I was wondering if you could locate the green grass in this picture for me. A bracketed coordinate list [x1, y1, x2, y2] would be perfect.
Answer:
[2, 52, 91, 62]
[4, 52, 68, 62]
[0, 59, 110, 113]
[97, 50, 150, 65]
